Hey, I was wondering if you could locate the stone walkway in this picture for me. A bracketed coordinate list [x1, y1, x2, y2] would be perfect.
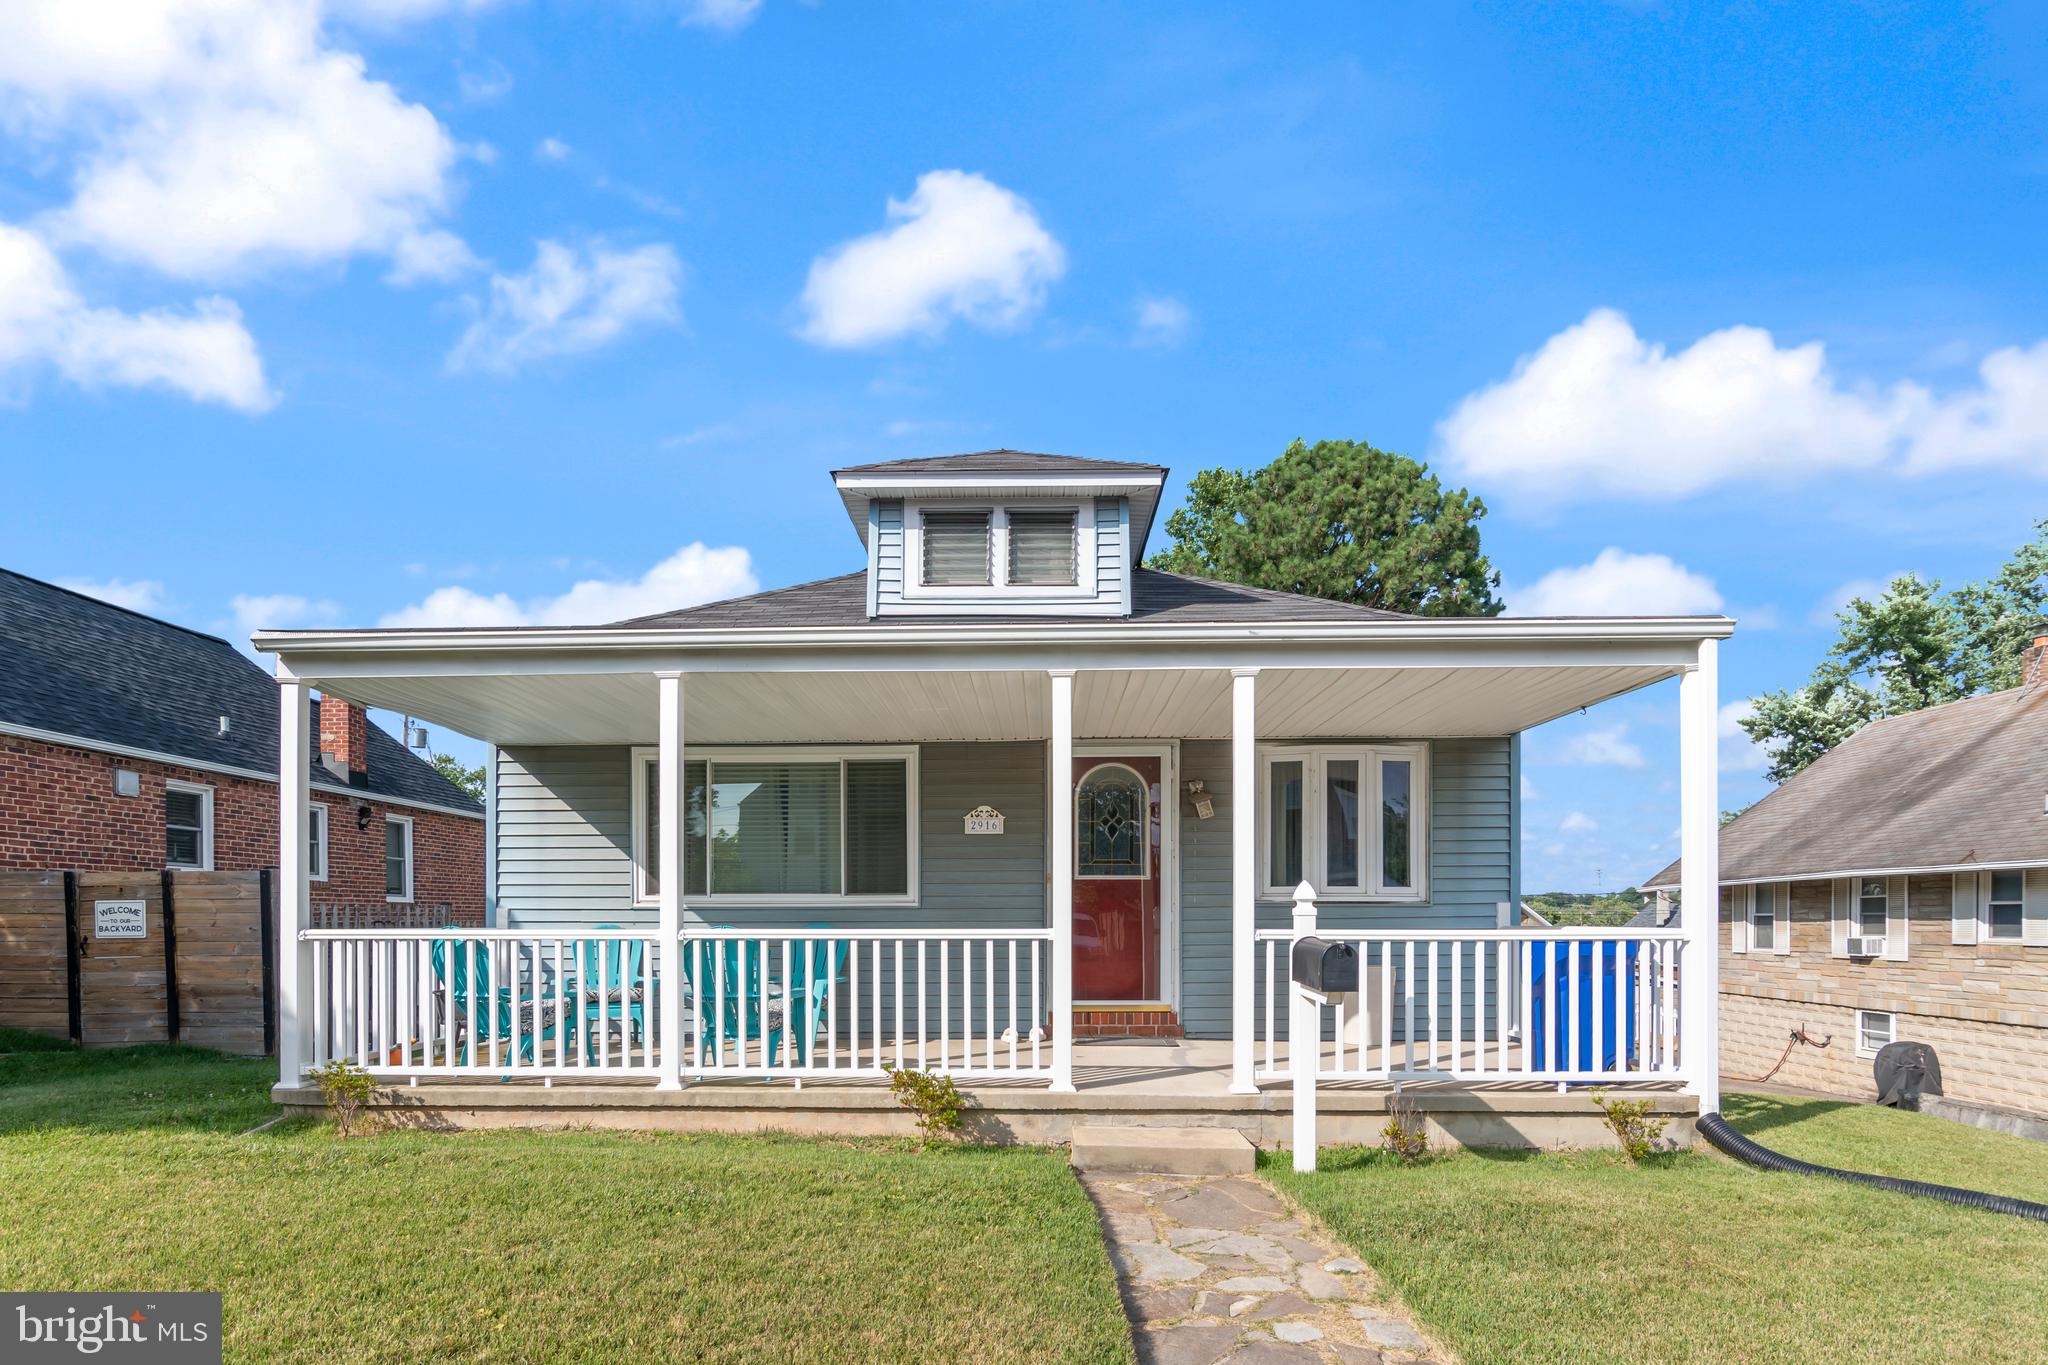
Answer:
[1080, 1173, 1441, 1365]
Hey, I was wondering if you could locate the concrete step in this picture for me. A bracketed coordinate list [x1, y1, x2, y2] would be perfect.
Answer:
[1070, 1124, 1256, 1176]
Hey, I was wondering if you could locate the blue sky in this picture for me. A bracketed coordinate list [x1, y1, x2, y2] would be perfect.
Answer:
[4, 1, 2046, 892]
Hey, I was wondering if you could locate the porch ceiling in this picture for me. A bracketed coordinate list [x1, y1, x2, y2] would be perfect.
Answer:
[320, 663, 1676, 746]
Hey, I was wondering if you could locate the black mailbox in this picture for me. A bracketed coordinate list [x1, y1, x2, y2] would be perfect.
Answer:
[1291, 937, 1359, 994]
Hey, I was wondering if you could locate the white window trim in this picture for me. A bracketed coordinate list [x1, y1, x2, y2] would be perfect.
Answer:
[1854, 878, 1889, 940]
[1256, 743, 1429, 903]
[164, 778, 214, 871]
[384, 814, 414, 903]
[903, 501, 1096, 601]
[630, 745, 921, 908]
[1982, 868, 2027, 942]
[308, 801, 329, 882]
[1742, 882, 1790, 956]
[1855, 1008, 1895, 1059]
[1074, 761, 1151, 882]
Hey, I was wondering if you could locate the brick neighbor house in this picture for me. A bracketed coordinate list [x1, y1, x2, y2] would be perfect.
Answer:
[1645, 627, 2048, 1121]
[0, 568, 483, 921]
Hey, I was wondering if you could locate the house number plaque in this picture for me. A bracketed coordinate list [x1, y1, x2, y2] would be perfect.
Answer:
[963, 806, 1005, 835]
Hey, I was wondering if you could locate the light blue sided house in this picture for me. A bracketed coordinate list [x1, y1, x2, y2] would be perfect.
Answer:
[259, 451, 1732, 1146]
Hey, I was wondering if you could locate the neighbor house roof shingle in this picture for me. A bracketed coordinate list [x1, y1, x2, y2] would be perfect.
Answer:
[0, 569, 482, 814]
[613, 566, 1415, 629]
[1644, 682, 2048, 887]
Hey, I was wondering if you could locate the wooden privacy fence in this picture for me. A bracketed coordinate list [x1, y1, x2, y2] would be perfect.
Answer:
[0, 869, 276, 1055]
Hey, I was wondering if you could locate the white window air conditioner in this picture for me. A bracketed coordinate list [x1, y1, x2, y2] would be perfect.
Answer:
[1845, 936, 1886, 958]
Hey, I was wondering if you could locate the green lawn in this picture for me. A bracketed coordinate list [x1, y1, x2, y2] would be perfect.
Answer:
[0, 1036, 1133, 1364]
[1267, 1093, 2048, 1365]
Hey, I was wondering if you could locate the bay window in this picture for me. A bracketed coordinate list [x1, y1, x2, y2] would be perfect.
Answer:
[633, 747, 917, 904]
[1260, 745, 1427, 900]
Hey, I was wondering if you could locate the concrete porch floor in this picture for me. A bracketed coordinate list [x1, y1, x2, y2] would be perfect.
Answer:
[275, 1039, 1698, 1150]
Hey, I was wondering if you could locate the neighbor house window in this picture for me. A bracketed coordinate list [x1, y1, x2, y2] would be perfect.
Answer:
[1749, 883, 1777, 951]
[1259, 745, 1427, 899]
[920, 509, 992, 586]
[633, 748, 917, 903]
[1856, 877, 1888, 937]
[1007, 509, 1078, 586]
[384, 816, 413, 902]
[164, 780, 213, 870]
[1856, 1009, 1895, 1058]
[1987, 870, 2025, 941]
[308, 803, 328, 882]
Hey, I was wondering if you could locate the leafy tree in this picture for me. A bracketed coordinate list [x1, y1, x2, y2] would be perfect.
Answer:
[429, 752, 485, 799]
[1741, 520, 2047, 783]
[1147, 439, 1504, 617]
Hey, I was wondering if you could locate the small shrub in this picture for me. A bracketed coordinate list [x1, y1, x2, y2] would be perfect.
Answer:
[883, 1066, 966, 1149]
[1590, 1087, 1667, 1163]
[1381, 1090, 1430, 1162]
[310, 1057, 376, 1137]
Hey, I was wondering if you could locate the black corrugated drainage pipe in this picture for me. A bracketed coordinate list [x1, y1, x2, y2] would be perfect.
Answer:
[1698, 1112, 2048, 1224]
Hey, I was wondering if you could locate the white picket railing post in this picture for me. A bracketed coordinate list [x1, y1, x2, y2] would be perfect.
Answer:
[1048, 670, 1077, 1093]
[1290, 880, 1318, 1172]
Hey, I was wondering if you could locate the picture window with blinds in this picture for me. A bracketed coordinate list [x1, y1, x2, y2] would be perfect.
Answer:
[633, 747, 918, 904]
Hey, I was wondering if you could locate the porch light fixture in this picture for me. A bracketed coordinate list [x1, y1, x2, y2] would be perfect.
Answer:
[1184, 780, 1214, 820]
[356, 804, 373, 831]
[113, 769, 140, 798]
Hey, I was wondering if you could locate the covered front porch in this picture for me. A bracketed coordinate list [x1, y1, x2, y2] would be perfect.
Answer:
[259, 613, 1727, 1136]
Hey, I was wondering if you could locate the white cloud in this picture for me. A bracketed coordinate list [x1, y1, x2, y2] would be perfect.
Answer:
[57, 577, 165, 612]
[0, 0, 470, 282]
[455, 58, 512, 104]
[1514, 548, 1723, 617]
[447, 239, 682, 374]
[1520, 775, 1539, 801]
[534, 137, 571, 163]
[1560, 810, 1598, 834]
[385, 228, 481, 286]
[677, 0, 764, 31]
[1435, 308, 2048, 502]
[0, 224, 272, 410]
[797, 170, 1066, 348]
[379, 544, 758, 628]
[1719, 699, 1769, 774]
[1133, 294, 1192, 348]
[230, 593, 343, 636]
[1557, 723, 1646, 769]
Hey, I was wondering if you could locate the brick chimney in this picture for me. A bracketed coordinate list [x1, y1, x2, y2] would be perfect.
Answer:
[2027, 627, 2048, 691]
[319, 693, 368, 786]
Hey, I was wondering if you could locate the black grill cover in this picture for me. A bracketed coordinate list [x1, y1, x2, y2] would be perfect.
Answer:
[1875, 1040, 1943, 1109]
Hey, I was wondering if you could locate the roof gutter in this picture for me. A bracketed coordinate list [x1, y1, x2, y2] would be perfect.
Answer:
[1643, 856, 2046, 892]
[256, 614, 1737, 657]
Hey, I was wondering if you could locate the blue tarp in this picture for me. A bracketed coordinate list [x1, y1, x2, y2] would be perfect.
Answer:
[1528, 940, 1641, 1074]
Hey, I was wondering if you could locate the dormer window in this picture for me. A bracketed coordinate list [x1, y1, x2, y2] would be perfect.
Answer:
[1007, 509, 1078, 586]
[921, 509, 992, 586]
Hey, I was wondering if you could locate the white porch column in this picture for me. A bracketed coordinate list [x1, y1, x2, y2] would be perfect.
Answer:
[1679, 638, 1722, 1112]
[276, 672, 311, 1088]
[1048, 669, 1076, 1093]
[1230, 667, 1259, 1094]
[656, 672, 686, 1090]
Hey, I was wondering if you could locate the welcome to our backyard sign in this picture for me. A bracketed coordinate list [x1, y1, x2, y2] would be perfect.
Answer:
[93, 899, 147, 939]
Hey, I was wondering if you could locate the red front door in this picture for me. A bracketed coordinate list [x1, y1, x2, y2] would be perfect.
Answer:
[1072, 756, 1162, 1001]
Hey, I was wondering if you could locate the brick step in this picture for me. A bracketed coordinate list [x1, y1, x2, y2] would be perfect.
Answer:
[1073, 1007, 1182, 1039]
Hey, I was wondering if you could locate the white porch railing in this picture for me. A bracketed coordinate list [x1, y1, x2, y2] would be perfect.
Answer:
[300, 926, 1054, 1083]
[1254, 923, 1687, 1085]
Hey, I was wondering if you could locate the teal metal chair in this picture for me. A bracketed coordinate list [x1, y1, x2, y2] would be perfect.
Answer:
[430, 939, 573, 1065]
[577, 928, 646, 1061]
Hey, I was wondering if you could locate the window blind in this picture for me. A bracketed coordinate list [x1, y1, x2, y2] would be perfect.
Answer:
[1007, 509, 1077, 586]
[922, 510, 991, 586]
[711, 762, 842, 895]
[845, 761, 909, 895]
[643, 759, 710, 897]
[166, 789, 203, 867]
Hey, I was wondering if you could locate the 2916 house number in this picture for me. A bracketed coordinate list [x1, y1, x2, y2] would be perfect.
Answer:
[963, 806, 1005, 835]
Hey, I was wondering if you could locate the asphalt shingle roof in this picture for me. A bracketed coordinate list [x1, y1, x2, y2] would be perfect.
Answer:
[0, 569, 481, 814]
[614, 566, 1415, 629]
[1644, 680, 2048, 887]
[832, 449, 1167, 477]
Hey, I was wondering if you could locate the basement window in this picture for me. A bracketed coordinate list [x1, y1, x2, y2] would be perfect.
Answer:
[1856, 1009, 1895, 1059]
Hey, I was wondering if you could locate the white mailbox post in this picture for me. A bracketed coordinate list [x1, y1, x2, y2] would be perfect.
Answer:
[1287, 882, 1358, 1174]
